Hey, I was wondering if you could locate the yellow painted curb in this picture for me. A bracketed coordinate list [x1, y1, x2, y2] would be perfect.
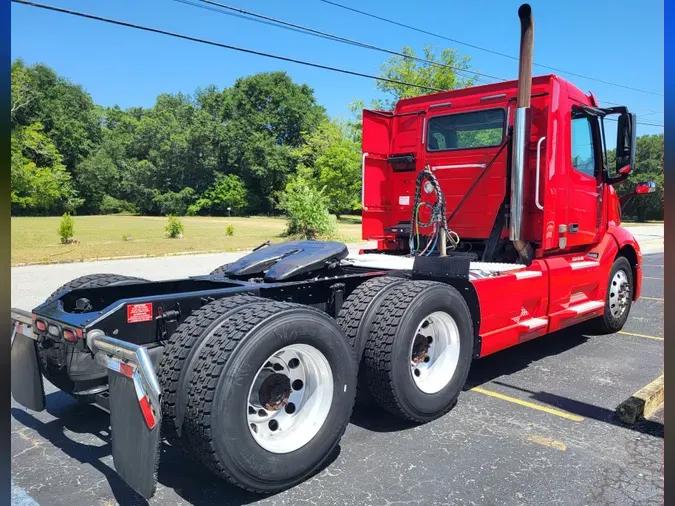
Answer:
[615, 374, 664, 424]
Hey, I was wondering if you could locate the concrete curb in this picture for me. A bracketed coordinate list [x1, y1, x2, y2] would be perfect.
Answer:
[615, 374, 664, 424]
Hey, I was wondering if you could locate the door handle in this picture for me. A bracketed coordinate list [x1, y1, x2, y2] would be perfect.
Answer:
[569, 223, 579, 233]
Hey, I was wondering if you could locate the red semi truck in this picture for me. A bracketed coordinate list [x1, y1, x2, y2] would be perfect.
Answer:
[11, 3, 653, 500]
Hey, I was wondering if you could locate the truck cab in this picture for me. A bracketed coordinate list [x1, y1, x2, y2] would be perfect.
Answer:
[360, 72, 647, 356]
[362, 74, 639, 263]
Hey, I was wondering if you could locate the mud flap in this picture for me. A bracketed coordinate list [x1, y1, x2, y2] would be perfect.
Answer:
[108, 371, 161, 499]
[10, 316, 45, 412]
[88, 333, 163, 500]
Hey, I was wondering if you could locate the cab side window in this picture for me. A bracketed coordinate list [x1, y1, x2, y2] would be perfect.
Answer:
[571, 117, 596, 177]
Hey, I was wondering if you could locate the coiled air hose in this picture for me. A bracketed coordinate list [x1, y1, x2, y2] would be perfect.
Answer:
[409, 165, 459, 256]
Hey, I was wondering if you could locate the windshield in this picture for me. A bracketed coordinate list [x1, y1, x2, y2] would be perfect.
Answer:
[427, 109, 505, 151]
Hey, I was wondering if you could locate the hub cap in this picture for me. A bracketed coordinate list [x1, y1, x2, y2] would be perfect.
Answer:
[247, 344, 333, 453]
[409, 311, 460, 394]
[609, 270, 631, 318]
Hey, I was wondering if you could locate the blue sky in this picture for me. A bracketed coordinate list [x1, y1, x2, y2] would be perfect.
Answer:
[11, 0, 663, 137]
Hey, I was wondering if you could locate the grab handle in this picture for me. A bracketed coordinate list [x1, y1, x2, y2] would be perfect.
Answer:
[535, 137, 546, 211]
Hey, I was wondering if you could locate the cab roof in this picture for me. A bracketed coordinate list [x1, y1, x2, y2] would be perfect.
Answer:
[393, 74, 595, 113]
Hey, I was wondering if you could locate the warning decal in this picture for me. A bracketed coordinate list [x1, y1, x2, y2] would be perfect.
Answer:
[399, 195, 410, 206]
[127, 303, 153, 323]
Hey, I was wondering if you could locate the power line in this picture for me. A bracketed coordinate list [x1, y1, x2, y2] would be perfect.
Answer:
[319, 0, 664, 98]
[9, 0, 665, 129]
[176, 0, 664, 117]
[172, 0, 505, 83]
[11, 0, 443, 93]
[598, 99, 662, 116]
[605, 117, 663, 127]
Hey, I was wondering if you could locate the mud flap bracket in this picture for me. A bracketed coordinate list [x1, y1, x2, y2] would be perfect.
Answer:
[88, 332, 162, 500]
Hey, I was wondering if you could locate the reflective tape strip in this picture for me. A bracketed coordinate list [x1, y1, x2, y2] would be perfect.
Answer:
[105, 356, 157, 429]
[132, 370, 157, 429]
[138, 395, 157, 430]
[107, 358, 135, 378]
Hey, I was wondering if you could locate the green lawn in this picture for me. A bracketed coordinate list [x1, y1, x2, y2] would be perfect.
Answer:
[11, 215, 363, 265]
[621, 221, 664, 226]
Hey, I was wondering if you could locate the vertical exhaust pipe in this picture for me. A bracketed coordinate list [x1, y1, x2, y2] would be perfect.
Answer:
[510, 3, 534, 263]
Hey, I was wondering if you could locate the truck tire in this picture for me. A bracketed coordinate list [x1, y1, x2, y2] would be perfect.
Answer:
[209, 263, 231, 276]
[183, 301, 356, 493]
[47, 273, 147, 301]
[595, 256, 634, 334]
[156, 294, 267, 448]
[336, 276, 406, 405]
[363, 280, 474, 422]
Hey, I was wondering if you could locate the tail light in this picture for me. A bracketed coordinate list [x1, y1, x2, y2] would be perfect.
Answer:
[63, 329, 76, 342]
[35, 320, 47, 333]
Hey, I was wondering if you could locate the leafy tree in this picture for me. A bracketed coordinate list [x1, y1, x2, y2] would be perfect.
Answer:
[100, 195, 137, 215]
[150, 187, 197, 216]
[315, 142, 362, 218]
[11, 59, 102, 171]
[216, 72, 327, 212]
[609, 133, 663, 222]
[11, 59, 37, 124]
[187, 174, 248, 215]
[291, 118, 361, 218]
[347, 45, 477, 139]
[373, 45, 478, 110]
[165, 215, 184, 238]
[277, 171, 337, 239]
[58, 213, 74, 243]
[11, 123, 82, 215]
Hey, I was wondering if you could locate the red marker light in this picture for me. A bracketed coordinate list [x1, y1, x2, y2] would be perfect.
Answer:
[63, 329, 76, 342]
[35, 320, 47, 332]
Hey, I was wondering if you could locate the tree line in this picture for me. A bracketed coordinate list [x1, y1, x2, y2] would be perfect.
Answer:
[10, 48, 663, 222]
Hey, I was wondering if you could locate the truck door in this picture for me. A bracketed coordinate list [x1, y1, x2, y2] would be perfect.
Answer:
[565, 107, 604, 248]
[361, 110, 393, 240]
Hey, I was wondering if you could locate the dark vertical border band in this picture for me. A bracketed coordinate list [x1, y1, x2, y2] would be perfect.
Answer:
[2, 0, 12, 503]
[663, 1, 672, 505]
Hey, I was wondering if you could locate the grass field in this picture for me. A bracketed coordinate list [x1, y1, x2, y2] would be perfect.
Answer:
[11, 215, 364, 265]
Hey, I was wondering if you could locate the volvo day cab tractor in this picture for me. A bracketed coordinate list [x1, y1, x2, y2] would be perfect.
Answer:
[11, 4, 651, 500]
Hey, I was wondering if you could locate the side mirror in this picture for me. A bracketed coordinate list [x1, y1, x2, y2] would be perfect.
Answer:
[635, 181, 657, 195]
[615, 112, 636, 176]
[619, 181, 657, 210]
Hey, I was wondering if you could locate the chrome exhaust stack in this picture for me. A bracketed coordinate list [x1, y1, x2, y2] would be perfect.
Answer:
[510, 3, 534, 263]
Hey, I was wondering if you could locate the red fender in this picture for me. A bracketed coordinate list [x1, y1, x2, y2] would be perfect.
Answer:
[607, 226, 643, 301]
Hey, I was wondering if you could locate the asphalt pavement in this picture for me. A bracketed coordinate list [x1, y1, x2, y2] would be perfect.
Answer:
[10, 232, 664, 506]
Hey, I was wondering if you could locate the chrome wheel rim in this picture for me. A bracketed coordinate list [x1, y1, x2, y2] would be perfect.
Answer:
[247, 344, 333, 453]
[409, 311, 460, 394]
[609, 270, 631, 318]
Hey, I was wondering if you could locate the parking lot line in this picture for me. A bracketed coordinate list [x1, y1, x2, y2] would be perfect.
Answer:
[639, 296, 664, 302]
[618, 331, 664, 341]
[642, 277, 663, 280]
[469, 386, 585, 422]
[527, 435, 567, 451]
[642, 264, 663, 267]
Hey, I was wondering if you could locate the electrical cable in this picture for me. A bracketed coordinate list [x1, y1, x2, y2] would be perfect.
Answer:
[173, 0, 504, 83]
[320, 0, 664, 97]
[12, 1, 663, 129]
[11, 0, 444, 93]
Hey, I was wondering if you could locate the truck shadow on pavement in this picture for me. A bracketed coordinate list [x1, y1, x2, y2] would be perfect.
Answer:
[12, 397, 341, 506]
[351, 324, 663, 438]
[351, 327, 590, 433]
